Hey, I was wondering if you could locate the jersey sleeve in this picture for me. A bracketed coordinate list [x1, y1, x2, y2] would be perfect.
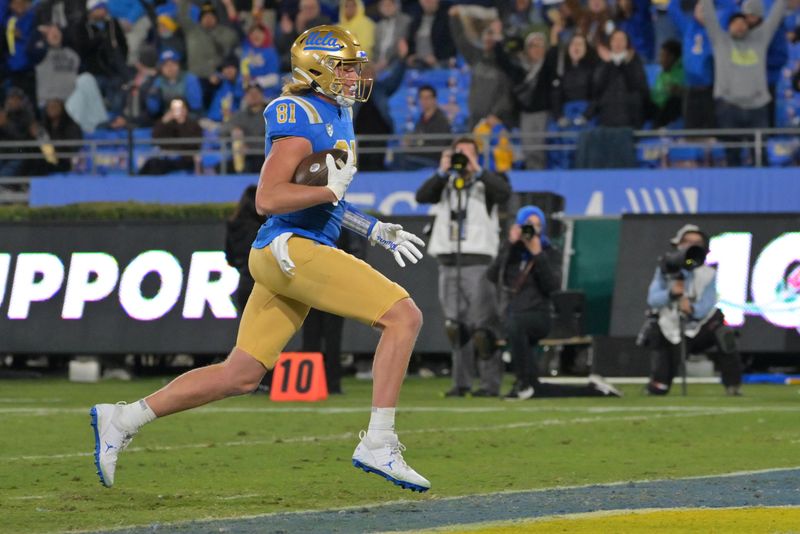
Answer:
[263, 96, 322, 142]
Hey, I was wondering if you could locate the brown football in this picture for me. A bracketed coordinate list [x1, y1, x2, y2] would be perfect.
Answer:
[292, 148, 348, 186]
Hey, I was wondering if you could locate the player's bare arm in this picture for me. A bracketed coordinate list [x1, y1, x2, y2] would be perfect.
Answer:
[255, 136, 338, 215]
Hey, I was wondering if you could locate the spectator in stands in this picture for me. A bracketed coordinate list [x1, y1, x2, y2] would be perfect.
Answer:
[70, 0, 130, 127]
[108, 0, 149, 66]
[589, 29, 650, 128]
[139, 97, 203, 175]
[339, 0, 374, 58]
[487, 205, 622, 399]
[372, 0, 411, 73]
[495, 30, 555, 170]
[144, 49, 203, 121]
[668, 0, 732, 130]
[651, 39, 685, 127]
[177, 0, 239, 106]
[207, 56, 244, 123]
[125, 44, 158, 125]
[643, 224, 742, 396]
[449, 8, 513, 128]
[29, 23, 80, 108]
[354, 46, 408, 171]
[140, 0, 187, 63]
[548, 0, 584, 47]
[4, 0, 37, 98]
[581, 0, 614, 50]
[742, 0, 789, 127]
[472, 114, 515, 172]
[221, 83, 267, 173]
[416, 137, 511, 398]
[550, 34, 597, 126]
[407, 0, 456, 69]
[276, 0, 331, 72]
[34, 98, 83, 174]
[397, 84, 451, 169]
[701, 0, 786, 165]
[0, 87, 37, 177]
[613, 0, 656, 61]
[498, 0, 548, 39]
[240, 23, 281, 98]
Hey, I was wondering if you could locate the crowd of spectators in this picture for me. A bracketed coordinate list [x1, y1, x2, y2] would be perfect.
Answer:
[2, 0, 800, 176]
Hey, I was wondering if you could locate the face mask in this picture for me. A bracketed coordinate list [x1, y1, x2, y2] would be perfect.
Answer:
[610, 51, 626, 65]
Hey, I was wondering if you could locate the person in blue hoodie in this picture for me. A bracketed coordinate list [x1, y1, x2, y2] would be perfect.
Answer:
[240, 22, 281, 99]
[668, 0, 737, 128]
[206, 56, 244, 123]
[614, 0, 657, 62]
[4, 0, 37, 98]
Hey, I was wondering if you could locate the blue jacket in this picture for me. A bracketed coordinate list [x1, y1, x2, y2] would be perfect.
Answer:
[668, 0, 736, 87]
[5, 7, 36, 72]
[618, 0, 656, 62]
[207, 76, 245, 123]
[109, 0, 147, 24]
[763, 0, 789, 87]
[647, 267, 717, 321]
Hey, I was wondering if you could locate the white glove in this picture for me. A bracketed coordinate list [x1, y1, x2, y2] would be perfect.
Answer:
[325, 148, 356, 206]
[369, 222, 425, 267]
[269, 232, 296, 277]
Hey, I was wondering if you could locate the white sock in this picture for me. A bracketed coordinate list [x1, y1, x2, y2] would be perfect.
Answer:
[117, 399, 157, 433]
[366, 407, 396, 443]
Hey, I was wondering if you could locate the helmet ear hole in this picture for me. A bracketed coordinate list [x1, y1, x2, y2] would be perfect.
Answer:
[309, 68, 322, 76]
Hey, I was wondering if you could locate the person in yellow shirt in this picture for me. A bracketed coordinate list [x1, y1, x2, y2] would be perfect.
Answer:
[339, 0, 375, 59]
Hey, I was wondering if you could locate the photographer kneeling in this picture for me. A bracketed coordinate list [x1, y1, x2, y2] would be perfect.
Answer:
[642, 225, 743, 396]
[488, 206, 621, 399]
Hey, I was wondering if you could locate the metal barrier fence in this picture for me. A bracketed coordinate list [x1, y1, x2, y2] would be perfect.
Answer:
[1, 127, 799, 204]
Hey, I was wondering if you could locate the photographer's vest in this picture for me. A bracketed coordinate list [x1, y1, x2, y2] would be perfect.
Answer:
[658, 265, 717, 344]
[427, 178, 500, 259]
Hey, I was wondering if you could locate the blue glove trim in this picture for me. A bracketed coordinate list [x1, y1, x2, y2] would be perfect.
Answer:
[341, 201, 378, 238]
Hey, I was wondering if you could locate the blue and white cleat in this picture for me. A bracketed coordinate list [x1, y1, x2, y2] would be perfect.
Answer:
[90, 403, 136, 488]
[352, 431, 430, 493]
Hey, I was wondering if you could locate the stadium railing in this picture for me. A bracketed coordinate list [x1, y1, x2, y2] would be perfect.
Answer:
[0, 127, 798, 203]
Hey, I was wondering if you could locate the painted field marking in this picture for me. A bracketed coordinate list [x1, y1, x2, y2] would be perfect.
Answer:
[385, 505, 800, 533]
[73, 468, 800, 534]
[1, 404, 799, 417]
[0, 408, 770, 463]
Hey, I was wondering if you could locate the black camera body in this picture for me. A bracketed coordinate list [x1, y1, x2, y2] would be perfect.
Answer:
[659, 245, 708, 277]
[521, 224, 537, 240]
[450, 152, 469, 174]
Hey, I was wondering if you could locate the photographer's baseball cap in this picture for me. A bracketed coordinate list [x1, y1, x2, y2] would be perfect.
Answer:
[670, 224, 703, 245]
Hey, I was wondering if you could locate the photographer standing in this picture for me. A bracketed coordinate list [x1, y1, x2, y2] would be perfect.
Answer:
[488, 206, 621, 399]
[644, 224, 742, 396]
[416, 137, 511, 397]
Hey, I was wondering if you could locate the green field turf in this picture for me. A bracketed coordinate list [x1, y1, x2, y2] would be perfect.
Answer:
[1, 376, 799, 534]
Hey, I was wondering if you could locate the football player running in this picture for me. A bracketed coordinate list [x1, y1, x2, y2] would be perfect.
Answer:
[90, 26, 430, 492]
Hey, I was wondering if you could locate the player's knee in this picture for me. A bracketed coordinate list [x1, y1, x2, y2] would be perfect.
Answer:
[385, 298, 423, 333]
[229, 375, 262, 395]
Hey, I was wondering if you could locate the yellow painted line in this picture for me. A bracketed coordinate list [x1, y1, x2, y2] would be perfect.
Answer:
[404, 506, 800, 533]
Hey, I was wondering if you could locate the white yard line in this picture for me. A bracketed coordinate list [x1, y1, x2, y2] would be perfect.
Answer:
[1, 404, 798, 416]
[0, 408, 757, 463]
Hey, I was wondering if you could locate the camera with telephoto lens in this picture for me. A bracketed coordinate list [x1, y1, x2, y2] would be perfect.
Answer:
[521, 224, 537, 240]
[659, 245, 708, 278]
[449, 152, 469, 174]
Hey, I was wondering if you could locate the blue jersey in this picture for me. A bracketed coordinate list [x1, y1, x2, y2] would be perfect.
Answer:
[253, 93, 357, 249]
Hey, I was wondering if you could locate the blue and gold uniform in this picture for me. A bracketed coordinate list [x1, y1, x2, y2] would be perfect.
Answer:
[237, 91, 408, 368]
[254, 94, 356, 248]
